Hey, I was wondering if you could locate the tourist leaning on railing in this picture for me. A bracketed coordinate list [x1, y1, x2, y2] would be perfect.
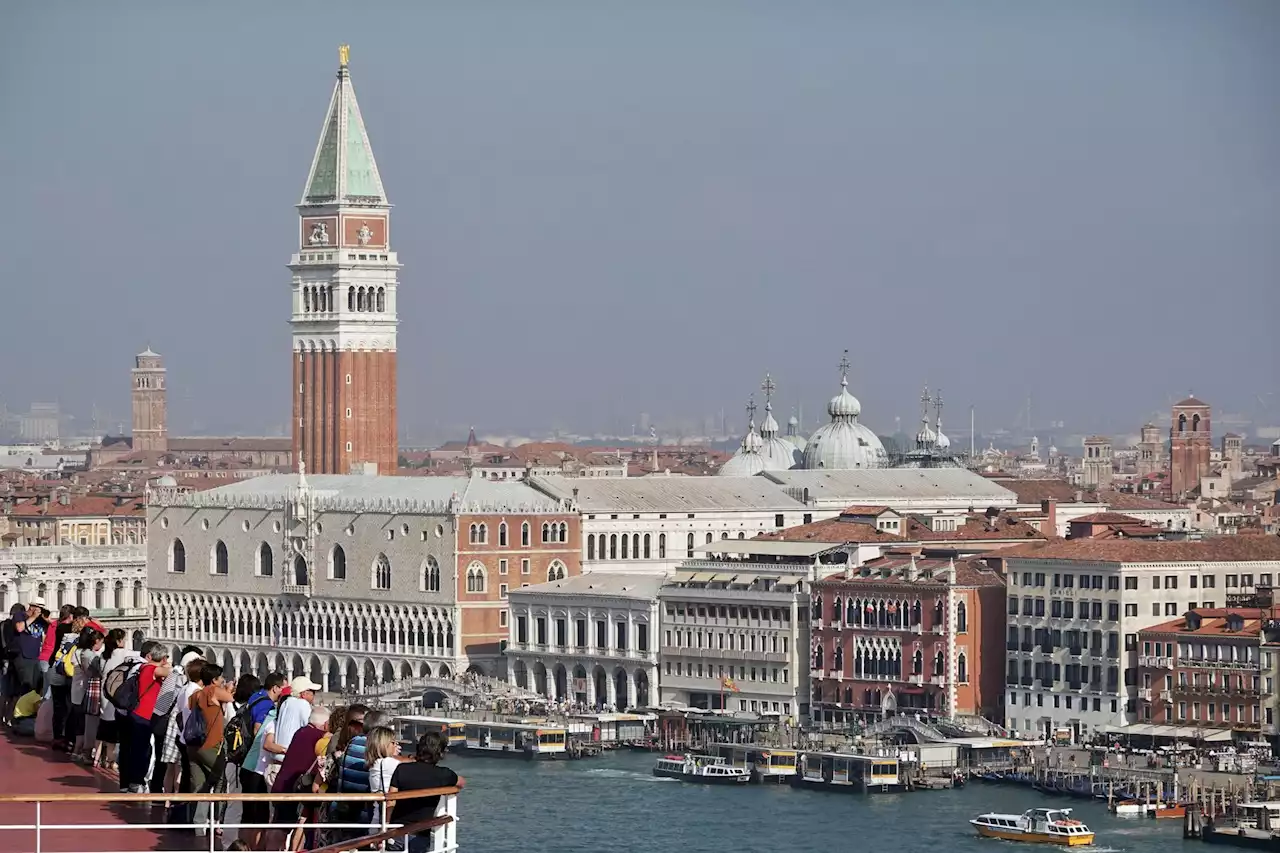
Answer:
[387, 731, 465, 853]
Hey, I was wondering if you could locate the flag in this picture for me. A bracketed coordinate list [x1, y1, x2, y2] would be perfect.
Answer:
[721, 676, 741, 693]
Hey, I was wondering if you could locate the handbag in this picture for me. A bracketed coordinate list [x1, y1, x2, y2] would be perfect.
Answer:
[293, 756, 320, 794]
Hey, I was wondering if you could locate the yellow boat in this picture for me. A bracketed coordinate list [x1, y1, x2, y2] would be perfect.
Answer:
[972, 808, 1095, 846]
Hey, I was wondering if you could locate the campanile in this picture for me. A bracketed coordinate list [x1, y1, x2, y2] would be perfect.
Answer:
[290, 45, 399, 475]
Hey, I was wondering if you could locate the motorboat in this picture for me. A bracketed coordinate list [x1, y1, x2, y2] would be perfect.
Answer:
[653, 754, 750, 785]
[971, 808, 1095, 846]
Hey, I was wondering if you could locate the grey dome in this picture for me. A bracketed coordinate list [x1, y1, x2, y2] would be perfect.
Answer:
[803, 370, 886, 470]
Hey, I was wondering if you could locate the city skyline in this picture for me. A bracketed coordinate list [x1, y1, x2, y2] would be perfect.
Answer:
[1, 3, 1277, 444]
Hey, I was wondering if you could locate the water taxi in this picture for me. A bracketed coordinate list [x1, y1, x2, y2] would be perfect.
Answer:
[794, 751, 904, 793]
[653, 754, 751, 785]
[711, 743, 798, 784]
[460, 721, 569, 759]
[971, 808, 1095, 846]
[395, 715, 468, 749]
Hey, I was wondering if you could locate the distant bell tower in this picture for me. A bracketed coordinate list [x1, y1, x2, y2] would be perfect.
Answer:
[1081, 435, 1112, 490]
[1136, 423, 1164, 479]
[131, 347, 167, 452]
[290, 45, 399, 476]
[1169, 395, 1211, 498]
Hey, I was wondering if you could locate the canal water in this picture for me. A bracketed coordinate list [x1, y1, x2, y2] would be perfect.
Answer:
[453, 750, 1205, 853]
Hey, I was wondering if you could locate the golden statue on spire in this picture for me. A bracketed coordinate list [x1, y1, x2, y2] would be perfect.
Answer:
[339, 44, 350, 67]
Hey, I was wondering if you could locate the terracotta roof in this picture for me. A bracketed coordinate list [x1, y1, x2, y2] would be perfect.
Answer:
[4, 494, 145, 518]
[1173, 396, 1210, 408]
[1097, 491, 1184, 510]
[840, 505, 896, 516]
[901, 513, 1048, 542]
[1140, 609, 1264, 639]
[758, 520, 906, 545]
[1070, 512, 1146, 525]
[998, 479, 1090, 504]
[815, 556, 1006, 589]
[1000, 537, 1280, 564]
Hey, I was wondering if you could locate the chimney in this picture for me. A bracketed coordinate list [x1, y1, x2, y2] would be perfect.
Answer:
[1040, 499, 1057, 537]
[1074, 490, 1084, 503]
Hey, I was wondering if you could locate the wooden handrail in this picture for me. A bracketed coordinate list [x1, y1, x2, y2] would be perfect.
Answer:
[0, 787, 461, 804]
[307, 815, 454, 853]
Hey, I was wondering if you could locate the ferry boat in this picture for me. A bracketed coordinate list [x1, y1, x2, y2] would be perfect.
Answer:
[793, 751, 903, 793]
[395, 715, 468, 749]
[460, 721, 568, 759]
[711, 743, 798, 784]
[653, 754, 751, 785]
[971, 808, 1095, 846]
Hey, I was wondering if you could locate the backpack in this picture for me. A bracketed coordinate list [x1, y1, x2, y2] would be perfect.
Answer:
[182, 703, 209, 746]
[105, 660, 148, 712]
[53, 638, 76, 678]
[225, 696, 270, 766]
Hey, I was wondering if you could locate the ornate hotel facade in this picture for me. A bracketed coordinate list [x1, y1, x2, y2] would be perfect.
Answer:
[145, 473, 579, 693]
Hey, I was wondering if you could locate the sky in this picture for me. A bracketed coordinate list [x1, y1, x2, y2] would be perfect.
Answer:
[1, 1, 1277, 442]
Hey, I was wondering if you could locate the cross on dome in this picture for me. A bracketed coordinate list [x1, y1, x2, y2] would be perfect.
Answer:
[761, 373, 777, 404]
[839, 350, 852, 388]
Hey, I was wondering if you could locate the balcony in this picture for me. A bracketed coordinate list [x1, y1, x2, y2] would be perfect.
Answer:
[931, 675, 947, 686]
[1138, 688, 1153, 701]
[910, 675, 924, 686]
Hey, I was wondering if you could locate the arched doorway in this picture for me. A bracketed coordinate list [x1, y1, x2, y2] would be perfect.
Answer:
[512, 660, 528, 690]
[533, 663, 548, 696]
[593, 667, 608, 709]
[634, 670, 650, 708]
[613, 668, 630, 709]
[553, 664, 568, 700]
[381, 661, 395, 684]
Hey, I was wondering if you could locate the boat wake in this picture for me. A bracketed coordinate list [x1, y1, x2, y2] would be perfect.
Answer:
[585, 768, 679, 783]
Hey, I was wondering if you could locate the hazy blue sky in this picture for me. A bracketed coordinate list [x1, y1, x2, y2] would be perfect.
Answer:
[1, 2, 1277, 441]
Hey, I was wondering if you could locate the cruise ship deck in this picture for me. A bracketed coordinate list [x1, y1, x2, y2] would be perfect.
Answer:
[0, 732, 460, 852]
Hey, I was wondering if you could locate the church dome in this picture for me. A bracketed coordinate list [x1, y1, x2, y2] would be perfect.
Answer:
[802, 357, 886, 470]
[783, 414, 807, 451]
[936, 430, 951, 450]
[828, 379, 861, 418]
[718, 401, 767, 477]
[758, 404, 801, 470]
[915, 422, 938, 448]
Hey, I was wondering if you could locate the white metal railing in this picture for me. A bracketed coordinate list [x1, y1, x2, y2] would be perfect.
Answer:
[0, 789, 459, 853]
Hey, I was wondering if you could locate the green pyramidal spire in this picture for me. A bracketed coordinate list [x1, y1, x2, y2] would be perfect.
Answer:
[301, 46, 388, 207]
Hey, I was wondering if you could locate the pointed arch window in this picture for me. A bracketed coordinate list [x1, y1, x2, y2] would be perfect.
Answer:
[468, 524, 478, 544]
[477, 523, 488, 544]
[257, 542, 274, 577]
[170, 539, 186, 573]
[558, 522, 568, 543]
[213, 540, 229, 575]
[933, 650, 945, 676]
[373, 553, 392, 590]
[547, 560, 566, 582]
[913, 649, 923, 675]
[933, 599, 944, 628]
[424, 556, 441, 592]
[499, 522, 508, 547]
[521, 522, 530, 547]
[465, 561, 486, 593]
[813, 644, 824, 669]
[330, 544, 347, 580]
[957, 653, 968, 683]
[540, 523, 550, 543]
[294, 555, 309, 587]
[956, 600, 967, 633]
[833, 644, 844, 671]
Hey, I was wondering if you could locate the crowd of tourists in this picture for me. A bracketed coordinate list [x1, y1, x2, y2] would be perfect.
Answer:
[1, 597, 463, 852]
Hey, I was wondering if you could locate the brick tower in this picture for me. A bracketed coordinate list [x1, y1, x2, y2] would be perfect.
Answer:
[131, 347, 167, 453]
[1169, 395, 1211, 498]
[290, 45, 399, 475]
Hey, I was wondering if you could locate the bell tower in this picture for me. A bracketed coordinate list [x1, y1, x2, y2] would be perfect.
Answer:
[1169, 395, 1211, 498]
[290, 45, 399, 475]
[131, 347, 167, 453]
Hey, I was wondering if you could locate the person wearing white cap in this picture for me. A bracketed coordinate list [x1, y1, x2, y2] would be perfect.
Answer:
[272, 675, 320, 767]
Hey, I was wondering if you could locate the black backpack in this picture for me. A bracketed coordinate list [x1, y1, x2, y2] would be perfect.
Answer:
[105, 660, 147, 712]
[225, 696, 270, 766]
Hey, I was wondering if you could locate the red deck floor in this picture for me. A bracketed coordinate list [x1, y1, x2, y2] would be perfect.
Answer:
[0, 733, 211, 853]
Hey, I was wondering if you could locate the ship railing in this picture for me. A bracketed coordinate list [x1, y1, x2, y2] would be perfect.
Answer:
[0, 787, 460, 853]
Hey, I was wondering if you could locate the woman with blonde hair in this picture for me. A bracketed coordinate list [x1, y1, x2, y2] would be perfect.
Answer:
[364, 726, 404, 836]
